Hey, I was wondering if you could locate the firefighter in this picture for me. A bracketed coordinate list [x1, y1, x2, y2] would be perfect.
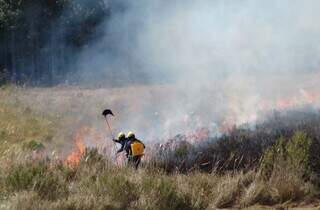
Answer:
[113, 132, 128, 154]
[126, 131, 145, 169]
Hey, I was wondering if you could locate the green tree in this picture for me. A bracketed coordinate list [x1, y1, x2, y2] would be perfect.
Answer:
[0, 0, 109, 85]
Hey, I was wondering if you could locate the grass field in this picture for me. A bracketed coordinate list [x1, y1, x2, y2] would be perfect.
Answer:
[1, 85, 320, 210]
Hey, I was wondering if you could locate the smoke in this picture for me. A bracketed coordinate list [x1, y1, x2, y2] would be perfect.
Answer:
[76, 0, 320, 140]
[82, 0, 320, 78]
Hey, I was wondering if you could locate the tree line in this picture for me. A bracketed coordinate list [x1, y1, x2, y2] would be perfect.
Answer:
[0, 0, 110, 86]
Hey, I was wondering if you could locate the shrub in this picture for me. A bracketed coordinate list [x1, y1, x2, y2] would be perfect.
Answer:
[23, 140, 45, 151]
[257, 132, 313, 204]
[286, 132, 312, 176]
[260, 131, 312, 179]
[260, 137, 287, 178]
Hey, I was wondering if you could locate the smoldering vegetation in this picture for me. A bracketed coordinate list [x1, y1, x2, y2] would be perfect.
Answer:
[149, 107, 320, 175]
[1, 0, 320, 208]
[1, 87, 320, 210]
[1, 93, 320, 209]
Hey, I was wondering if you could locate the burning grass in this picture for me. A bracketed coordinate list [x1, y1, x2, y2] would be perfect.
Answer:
[65, 127, 88, 166]
[149, 109, 320, 175]
[1, 86, 320, 209]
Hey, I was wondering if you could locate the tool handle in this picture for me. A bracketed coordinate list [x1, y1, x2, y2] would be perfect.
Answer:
[105, 118, 114, 139]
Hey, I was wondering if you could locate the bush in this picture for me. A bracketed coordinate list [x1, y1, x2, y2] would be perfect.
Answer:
[23, 140, 45, 151]
[257, 132, 314, 204]
[260, 131, 313, 179]
[287, 132, 312, 176]
[260, 137, 287, 178]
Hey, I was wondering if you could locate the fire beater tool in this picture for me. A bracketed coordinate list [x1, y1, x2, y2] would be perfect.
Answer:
[102, 109, 119, 163]
[102, 109, 114, 138]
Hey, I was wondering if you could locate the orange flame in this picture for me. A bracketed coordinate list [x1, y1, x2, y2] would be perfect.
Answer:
[276, 89, 320, 110]
[65, 127, 89, 166]
[187, 127, 210, 143]
[65, 126, 115, 166]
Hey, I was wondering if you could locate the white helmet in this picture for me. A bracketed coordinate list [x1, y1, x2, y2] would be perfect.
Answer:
[127, 131, 135, 139]
[117, 132, 125, 140]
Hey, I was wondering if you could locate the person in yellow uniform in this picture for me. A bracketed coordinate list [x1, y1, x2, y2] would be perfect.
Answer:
[126, 131, 145, 169]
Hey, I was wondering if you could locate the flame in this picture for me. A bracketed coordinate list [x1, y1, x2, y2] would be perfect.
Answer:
[276, 89, 320, 110]
[63, 89, 320, 167]
[221, 89, 320, 131]
[65, 127, 89, 166]
[65, 126, 116, 166]
[186, 127, 210, 143]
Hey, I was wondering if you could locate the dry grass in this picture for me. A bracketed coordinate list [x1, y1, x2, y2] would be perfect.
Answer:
[0, 154, 317, 210]
[1, 86, 320, 209]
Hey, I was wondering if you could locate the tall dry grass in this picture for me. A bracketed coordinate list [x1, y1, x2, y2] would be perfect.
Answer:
[0, 150, 317, 210]
[1, 87, 320, 209]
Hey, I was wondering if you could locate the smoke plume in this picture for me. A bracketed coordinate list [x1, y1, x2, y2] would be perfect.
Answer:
[76, 0, 320, 140]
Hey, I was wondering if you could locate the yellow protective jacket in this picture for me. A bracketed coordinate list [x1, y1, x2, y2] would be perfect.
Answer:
[126, 138, 145, 157]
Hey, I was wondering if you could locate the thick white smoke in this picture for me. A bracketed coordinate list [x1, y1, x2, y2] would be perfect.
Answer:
[78, 0, 320, 141]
